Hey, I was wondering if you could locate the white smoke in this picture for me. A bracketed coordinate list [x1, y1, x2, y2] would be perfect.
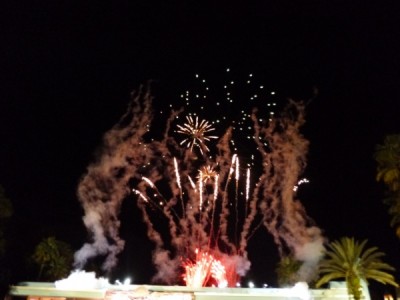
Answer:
[151, 250, 180, 284]
[221, 254, 251, 277]
[294, 228, 325, 282]
[55, 270, 109, 290]
[253, 100, 325, 282]
[74, 86, 153, 272]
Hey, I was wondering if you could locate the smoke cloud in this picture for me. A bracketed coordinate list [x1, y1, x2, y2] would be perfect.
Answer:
[74, 86, 154, 272]
[75, 80, 324, 285]
[253, 101, 325, 282]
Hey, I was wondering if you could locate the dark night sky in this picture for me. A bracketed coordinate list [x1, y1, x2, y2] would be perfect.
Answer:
[1, 0, 400, 292]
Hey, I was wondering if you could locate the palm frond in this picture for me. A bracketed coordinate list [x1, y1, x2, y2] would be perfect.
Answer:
[316, 237, 398, 297]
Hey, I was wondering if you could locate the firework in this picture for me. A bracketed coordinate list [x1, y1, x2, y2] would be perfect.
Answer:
[177, 116, 218, 154]
[198, 165, 218, 183]
[182, 249, 214, 288]
[182, 249, 228, 288]
[75, 72, 324, 286]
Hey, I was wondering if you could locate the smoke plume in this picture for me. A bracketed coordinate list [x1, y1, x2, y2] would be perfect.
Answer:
[253, 100, 325, 282]
[75, 80, 324, 285]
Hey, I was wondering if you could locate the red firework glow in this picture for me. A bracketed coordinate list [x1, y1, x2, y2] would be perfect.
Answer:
[183, 249, 228, 288]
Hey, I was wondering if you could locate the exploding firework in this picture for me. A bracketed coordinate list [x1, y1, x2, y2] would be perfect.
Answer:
[182, 249, 228, 288]
[132, 127, 253, 286]
[74, 71, 324, 286]
[182, 249, 231, 288]
[177, 116, 218, 154]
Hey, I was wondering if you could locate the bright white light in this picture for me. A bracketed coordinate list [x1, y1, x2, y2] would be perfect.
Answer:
[218, 280, 228, 288]
[55, 270, 109, 290]
[123, 277, 131, 285]
[290, 282, 311, 300]
[248, 281, 255, 288]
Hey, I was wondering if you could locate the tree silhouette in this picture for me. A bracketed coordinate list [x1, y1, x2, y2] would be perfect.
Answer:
[32, 236, 74, 281]
[375, 134, 400, 237]
[316, 237, 398, 300]
[275, 255, 301, 287]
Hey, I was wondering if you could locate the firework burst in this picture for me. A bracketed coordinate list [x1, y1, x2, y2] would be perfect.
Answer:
[182, 249, 228, 288]
[198, 165, 218, 183]
[177, 115, 218, 154]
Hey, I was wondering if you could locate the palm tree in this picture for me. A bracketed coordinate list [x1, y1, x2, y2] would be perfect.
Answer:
[316, 237, 398, 300]
[375, 135, 400, 236]
[275, 255, 302, 287]
[375, 135, 400, 191]
[32, 236, 74, 281]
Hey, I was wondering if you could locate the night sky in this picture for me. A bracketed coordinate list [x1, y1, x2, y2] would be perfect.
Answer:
[1, 0, 400, 295]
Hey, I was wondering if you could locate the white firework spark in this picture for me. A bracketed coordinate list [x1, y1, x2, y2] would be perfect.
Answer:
[177, 116, 218, 154]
